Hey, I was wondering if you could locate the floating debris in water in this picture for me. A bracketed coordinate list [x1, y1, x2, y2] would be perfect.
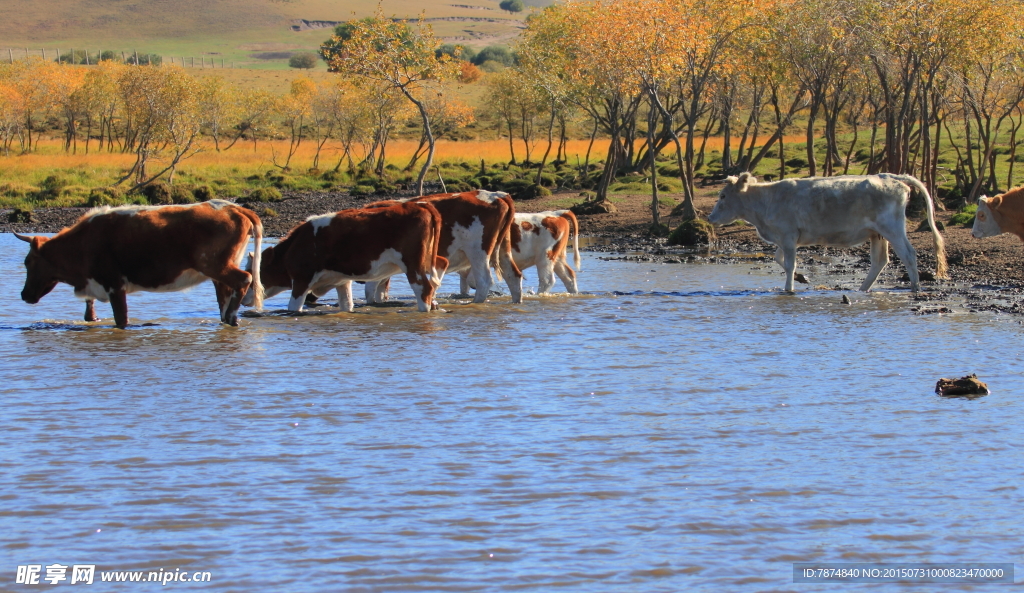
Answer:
[794, 273, 809, 284]
[935, 374, 989, 398]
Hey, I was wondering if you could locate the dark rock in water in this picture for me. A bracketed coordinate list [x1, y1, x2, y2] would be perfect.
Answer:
[901, 271, 937, 281]
[794, 272, 809, 284]
[667, 218, 716, 246]
[842, 294, 852, 304]
[935, 374, 989, 397]
[571, 199, 617, 215]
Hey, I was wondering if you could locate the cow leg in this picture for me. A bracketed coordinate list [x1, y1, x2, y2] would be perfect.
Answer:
[109, 289, 129, 329]
[471, 258, 493, 303]
[336, 282, 354, 312]
[287, 277, 312, 312]
[860, 234, 890, 292]
[554, 260, 578, 294]
[405, 271, 434, 312]
[779, 244, 798, 292]
[84, 299, 98, 322]
[364, 281, 378, 304]
[888, 234, 920, 292]
[536, 257, 557, 294]
[460, 271, 473, 295]
[377, 277, 390, 302]
[498, 249, 523, 303]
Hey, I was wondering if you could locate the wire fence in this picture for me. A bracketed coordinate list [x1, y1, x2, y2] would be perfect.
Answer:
[2, 47, 241, 68]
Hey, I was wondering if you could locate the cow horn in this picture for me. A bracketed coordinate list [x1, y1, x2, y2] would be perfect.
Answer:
[13, 233, 33, 243]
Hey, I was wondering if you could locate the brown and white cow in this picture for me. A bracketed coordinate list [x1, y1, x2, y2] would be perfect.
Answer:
[17, 200, 263, 329]
[364, 190, 523, 304]
[461, 210, 581, 294]
[973, 187, 1024, 242]
[241, 201, 446, 313]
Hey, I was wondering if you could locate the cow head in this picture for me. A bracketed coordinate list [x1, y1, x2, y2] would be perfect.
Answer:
[708, 172, 757, 226]
[15, 234, 61, 304]
[972, 195, 1002, 239]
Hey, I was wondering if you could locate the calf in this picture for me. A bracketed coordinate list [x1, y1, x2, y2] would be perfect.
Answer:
[461, 210, 581, 294]
[364, 190, 522, 304]
[708, 173, 947, 292]
[972, 187, 1024, 241]
[242, 201, 446, 312]
[17, 200, 263, 328]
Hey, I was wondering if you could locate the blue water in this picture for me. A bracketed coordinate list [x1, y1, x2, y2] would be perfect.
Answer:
[1, 233, 1021, 591]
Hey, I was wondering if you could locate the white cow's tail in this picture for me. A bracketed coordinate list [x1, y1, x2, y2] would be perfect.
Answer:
[559, 209, 582, 271]
[242, 207, 266, 309]
[892, 174, 947, 280]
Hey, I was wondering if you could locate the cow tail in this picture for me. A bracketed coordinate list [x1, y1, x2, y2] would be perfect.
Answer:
[493, 196, 521, 283]
[426, 202, 445, 286]
[251, 215, 265, 310]
[561, 209, 582, 271]
[900, 175, 947, 280]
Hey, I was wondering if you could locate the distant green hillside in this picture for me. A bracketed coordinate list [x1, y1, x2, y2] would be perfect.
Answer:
[0, 0, 547, 69]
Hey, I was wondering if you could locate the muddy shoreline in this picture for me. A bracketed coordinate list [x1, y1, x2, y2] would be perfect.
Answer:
[5, 186, 1024, 316]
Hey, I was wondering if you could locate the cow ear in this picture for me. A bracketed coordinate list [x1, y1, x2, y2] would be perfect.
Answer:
[736, 172, 754, 192]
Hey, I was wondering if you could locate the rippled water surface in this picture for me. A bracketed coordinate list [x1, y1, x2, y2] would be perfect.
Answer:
[2, 233, 1023, 591]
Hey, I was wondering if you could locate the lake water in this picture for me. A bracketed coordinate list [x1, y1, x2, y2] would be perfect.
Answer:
[1, 232, 1022, 591]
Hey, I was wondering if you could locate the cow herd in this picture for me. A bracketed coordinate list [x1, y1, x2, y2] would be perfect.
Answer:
[13, 175, 1024, 329]
[14, 189, 581, 328]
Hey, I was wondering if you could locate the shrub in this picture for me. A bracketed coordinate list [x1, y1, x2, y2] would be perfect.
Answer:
[193, 185, 214, 202]
[459, 62, 483, 83]
[322, 170, 345, 182]
[237, 188, 283, 204]
[447, 180, 473, 192]
[8, 208, 36, 223]
[499, 0, 524, 12]
[785, 157, 807, 168]
[350, 185, 376, 196]
[0, 182, 34, 200]
[668, 218, 717, 246]
[288, 53, 319, 69]
[126, 53, 162, 66]
[37, 175, 73, 200]
[143, 182, 172, 205]
[949, 204, 977, 226]
[86, 187, 124, 207]
[437, 44, 476, 63]
[473, 45, 515, 67]
[538, 172, 558, 187]
[170, 185, 196, 204]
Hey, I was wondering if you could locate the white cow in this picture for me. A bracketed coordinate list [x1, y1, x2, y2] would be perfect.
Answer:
[708, 173, 947, 292]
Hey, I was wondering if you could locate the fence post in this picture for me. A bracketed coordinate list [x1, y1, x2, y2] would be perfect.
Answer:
[9, 49, 13, 63]
[134, 49, 139, 65]
[122, 51, 127, 62]
[41, 49, 45, 60]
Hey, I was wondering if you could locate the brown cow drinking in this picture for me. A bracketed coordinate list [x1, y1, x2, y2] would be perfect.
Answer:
[242, 200, 447, 313]
[17, 200, 263, 329]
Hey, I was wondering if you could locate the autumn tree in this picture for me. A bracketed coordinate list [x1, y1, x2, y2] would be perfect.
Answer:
[322, 10, 460, 194]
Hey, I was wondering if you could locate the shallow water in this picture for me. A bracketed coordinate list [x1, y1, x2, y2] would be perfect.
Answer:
[1, 233, 1022, 591]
